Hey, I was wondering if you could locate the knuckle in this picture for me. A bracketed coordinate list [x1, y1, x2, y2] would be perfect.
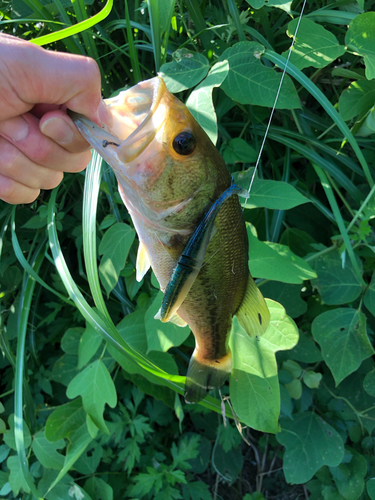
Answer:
[41, 171, 63, 190]
[0, 140, 20, 176]
[0, 176, 38, 205]
[68, 151, 91, 173]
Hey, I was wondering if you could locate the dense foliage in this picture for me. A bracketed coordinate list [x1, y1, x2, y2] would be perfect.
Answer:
[1, 0, 375, 498]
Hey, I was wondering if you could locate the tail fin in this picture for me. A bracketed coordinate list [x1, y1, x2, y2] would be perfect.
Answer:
[184, 350, 232, 404]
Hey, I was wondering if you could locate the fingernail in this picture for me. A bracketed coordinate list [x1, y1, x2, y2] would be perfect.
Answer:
[0, 116, 29, 142]
[41, 117, 74, 144]
[98, 100, 112, 126]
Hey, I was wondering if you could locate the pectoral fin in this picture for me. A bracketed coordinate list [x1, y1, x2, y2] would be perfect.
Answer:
[154, 308, 187, 327]
[236, 275, 270, 337]
[136, 241, 151, 282]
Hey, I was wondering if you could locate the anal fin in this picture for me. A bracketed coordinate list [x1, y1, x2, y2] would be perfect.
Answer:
[136, 241, 151, 282]
[236, 275, 270, 337]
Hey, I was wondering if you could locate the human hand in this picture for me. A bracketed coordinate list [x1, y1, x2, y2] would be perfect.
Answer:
[0, 34, 110, 204]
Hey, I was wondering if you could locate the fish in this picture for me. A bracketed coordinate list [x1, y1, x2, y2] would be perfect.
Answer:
[70, 76, 270, 403]
[157, 182, 248, 325]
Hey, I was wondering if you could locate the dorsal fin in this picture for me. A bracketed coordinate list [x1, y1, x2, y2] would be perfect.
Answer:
[136, 241, 151, 282]
[236, 275, 270, 337]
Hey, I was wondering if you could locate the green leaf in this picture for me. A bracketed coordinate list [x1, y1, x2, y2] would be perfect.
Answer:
[61, 327, 83, 355]
[219, 423, 242, 453]
[303, 371, 322, 389]
[247, 225, 317, 283]
[84, 477, 113, 500]
[339, 80, 375, 121]
[74, 443, 103, 475]
[311, 250, 363, 305]
[159, 49, 210, 93]
[219, 41, 300, 109]
[276, 412, 345, 484]
[119, 437, 141, 475]
[45, 399, 87, 442]
[181, 433, 211, 474]
[99, 222, 135, 296]
[237, 174, 310, 210]
[124, 270, 143, 300]
[363, 369, 375, 397]
[78, 322, 103, 369]
[3, 415, 31, 451]
[282, 359, 302, 378]
[67, 360, 117, 434]
[32, 431, 65, 470]
[47, 424, 94, 494]
[364, 271, 375, 316]
[285, 378, 302, 399]
[182, 481, 212, 500]
[346, 12, 375, 80]
[283, 18, 345, 70]
[50, 354, 80, 386]
[367, 478, 375, 500]
[230, 300, 299, 433]
[116, 309, 148, 353]
[186, 60, 229, 144]
[330, 447, 366, 500]
[261, 281, 307, 318]
[129, 469, 161, 498]
[221, 138, 258, 164]
[171, 434, 200, 469]
[246, 0, 292, 13]
[145, 291, 190, 352]
[312, 308, 374, 386]
[7, 456, 30, 496]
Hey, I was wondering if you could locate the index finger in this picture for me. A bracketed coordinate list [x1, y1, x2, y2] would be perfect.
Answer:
[0, 35, 109, 124]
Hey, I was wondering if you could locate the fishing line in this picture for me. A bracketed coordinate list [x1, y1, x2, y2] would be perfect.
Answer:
[201, 0, 308, 270]
[244, 0, 308, 202]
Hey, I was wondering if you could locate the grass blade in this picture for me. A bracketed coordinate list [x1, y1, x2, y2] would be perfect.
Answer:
[125, 0, 142, 82]
[227, 0, 245, 42]
[313, 166, 365, 285]
[29, 0, 113, 46]
[263, 50, 374, 188]
[147, 0, 161, 71]
[14, 233, 45, 499]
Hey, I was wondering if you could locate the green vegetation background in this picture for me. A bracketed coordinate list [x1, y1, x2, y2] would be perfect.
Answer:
[1, 0, 375, 499]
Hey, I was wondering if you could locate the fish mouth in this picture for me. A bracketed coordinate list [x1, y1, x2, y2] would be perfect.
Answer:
[69, 76, 167, 169]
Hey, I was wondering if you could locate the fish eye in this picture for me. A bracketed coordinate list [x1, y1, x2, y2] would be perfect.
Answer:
[172, 132, 196, 156]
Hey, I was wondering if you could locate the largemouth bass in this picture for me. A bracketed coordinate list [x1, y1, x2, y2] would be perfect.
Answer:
[71, 77, 270, 403]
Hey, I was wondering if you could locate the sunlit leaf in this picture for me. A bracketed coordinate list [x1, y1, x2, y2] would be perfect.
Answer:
[247, 225, 317, 284]
[284, 18, 345, 70]
[159, 49, 210, 92]
[346, 12, 375, 79]
[234, 170, 310, 210]
[339, 80, 375, 121]
[186, 60, 229, 144]
[230, 300, 299, 433]
[219, 41, 300, 109]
